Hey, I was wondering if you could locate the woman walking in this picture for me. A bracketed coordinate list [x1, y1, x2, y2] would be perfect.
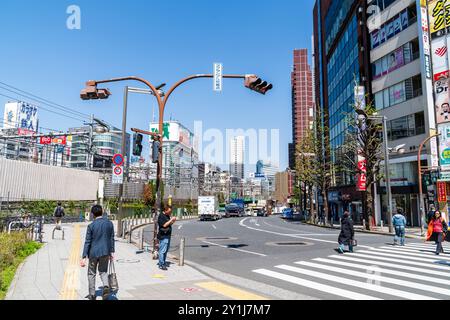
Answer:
[337, 211, 355, 254]
[427, 211, 448, 255]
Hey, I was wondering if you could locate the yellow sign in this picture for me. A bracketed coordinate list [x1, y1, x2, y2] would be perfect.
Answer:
[429, 0, 450, 35]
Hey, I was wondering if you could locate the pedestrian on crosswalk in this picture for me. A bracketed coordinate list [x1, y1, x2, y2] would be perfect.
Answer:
[337, 211, 354, 254]
[392, 208, 407, 246]
[427, 211, 448, 255]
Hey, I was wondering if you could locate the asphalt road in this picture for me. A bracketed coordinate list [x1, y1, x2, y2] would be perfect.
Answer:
[144, 215, 450, 300]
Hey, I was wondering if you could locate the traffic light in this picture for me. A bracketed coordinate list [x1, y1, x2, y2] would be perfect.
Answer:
[244, 75, 273, 95]
[152, 140, 160, 164]
[80, 81, 111, 100]
[133, 133, 143, 157]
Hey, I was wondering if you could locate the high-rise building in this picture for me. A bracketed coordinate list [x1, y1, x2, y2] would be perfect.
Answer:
[230, 136, 245, 179]
[289, 49, 315, 169]
[313, 0, 438, 226]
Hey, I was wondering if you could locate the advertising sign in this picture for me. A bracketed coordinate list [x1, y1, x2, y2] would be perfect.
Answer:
[3, 102, 18, 130]
[387, 47, 405, 73]
[39, 136, 52, 145]
[52, 136, 67, 145]
[18, 128, 35, 136]
[435, 78, 450, 124]
[439, 124, 450, 169]
[356, 156, 367, 192]
[17, 102, 38, 132]
[371, 29, 380, 49]
[438, 181, 447, 202]
[429, 0, 448, 37]
[213, 63, 223, 92]
[431, 36, 449, 80]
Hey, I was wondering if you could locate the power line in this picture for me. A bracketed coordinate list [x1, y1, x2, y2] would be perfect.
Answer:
[0, 81, 91, 119]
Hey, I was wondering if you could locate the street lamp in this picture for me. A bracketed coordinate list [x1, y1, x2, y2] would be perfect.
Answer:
[80, 73, 272, 257]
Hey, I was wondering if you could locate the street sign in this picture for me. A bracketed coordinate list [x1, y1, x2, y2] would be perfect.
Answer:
[441, 171, 450, 182]
[213, 63, 223, 92]
[113, 154, 124, 166]
[112, 165, 123, 184]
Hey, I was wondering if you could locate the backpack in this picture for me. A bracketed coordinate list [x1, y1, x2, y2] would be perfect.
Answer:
[54, 206, 64, 217]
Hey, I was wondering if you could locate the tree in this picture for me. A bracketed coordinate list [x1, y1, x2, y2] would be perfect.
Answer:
[143, 181, 156, 208]
[340, 100, 383, 230]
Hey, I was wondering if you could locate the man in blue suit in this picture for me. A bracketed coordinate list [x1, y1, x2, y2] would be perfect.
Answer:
[80, 205, 115, 300]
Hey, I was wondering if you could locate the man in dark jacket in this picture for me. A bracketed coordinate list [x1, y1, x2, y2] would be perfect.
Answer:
[157, 206, 176, 270]
[80, 205, 115, 300]
[338, 211, 354, 254]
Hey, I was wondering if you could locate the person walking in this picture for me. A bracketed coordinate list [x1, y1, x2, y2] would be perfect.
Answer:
[337, 211, 355, 254]
[157, 206, 176, 270]
[427, 205, 436, 225]
[392, 208, 407, 246]
[53, 202, 65, 228]
[427, 210, 448, 255]
[80, 205, 115, 300]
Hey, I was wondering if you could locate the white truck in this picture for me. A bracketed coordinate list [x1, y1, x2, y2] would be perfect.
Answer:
[198, 196, 220, 221]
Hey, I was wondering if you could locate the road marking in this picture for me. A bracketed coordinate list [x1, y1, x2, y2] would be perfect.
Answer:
[348, 253, 450, 270]
[239, 218, 375, 249]
[60, 224, 81, 300]
[178, 225, 183, 230]
[295, 261, 450, 296]
[275, 265, 437, 300]
[253, 269, 379, 300]
[201, 240, 267, 257]
[196, 281, 268, 300]
[313, 257, 450, 286]
[379, 246, 450, 259]
[329, 255, 450, 278]
[212, 224, 217, 230]
[405, 243, 450, 250]
[362, 248, 450, 262]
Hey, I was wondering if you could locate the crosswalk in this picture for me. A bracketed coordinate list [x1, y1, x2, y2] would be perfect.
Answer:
[253, 242, 450, 300]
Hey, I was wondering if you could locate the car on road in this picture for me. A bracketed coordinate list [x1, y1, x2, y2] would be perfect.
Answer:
[245, 208, 253, 216]
[281, 208, 294, 220]
[256, 209, 268, 217]
[225, 204, 244, 218]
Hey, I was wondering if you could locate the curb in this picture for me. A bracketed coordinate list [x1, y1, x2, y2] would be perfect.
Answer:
[302, 221, 425, 240]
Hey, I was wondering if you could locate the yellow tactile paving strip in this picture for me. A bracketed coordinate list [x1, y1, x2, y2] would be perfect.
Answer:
[196, 281, 268, 300]
[60, 224, 81, 300]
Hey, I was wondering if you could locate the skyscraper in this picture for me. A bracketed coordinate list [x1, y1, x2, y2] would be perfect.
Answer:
[289, 49, 314, 169]
[230, 136, 245, 179]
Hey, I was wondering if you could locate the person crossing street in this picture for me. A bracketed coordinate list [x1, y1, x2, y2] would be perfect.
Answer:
[427, 211, 448, 255]
[337, 211, 355, 254]
[392, 208, 407, 246]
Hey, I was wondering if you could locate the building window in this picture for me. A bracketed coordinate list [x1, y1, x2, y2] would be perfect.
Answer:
[374, 75, 422, 110]
[388, 112, 425, 141]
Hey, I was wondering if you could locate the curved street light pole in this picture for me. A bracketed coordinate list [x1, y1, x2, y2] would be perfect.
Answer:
[83, 73, 269, 257]
[418, 133, 441, 237]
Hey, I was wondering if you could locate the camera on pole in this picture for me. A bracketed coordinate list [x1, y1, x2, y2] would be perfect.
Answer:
[133, 133, 143, 157]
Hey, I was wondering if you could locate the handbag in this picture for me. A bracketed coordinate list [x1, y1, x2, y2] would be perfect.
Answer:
[351, 239, 358, 247]
[108, 259, 119, 292]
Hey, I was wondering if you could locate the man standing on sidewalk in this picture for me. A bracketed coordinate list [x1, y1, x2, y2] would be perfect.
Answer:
[54, 202, 65, 228]
[157, 206, 176, 271]
[80, 205, 115, 300]
[392, 208, 407, 246]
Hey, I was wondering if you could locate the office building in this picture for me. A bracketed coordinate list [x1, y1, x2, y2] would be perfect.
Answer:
[230, 136, 245, 180]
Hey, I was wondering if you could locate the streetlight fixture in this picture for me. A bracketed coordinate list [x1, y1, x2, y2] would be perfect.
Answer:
[80, 73, 272, 257]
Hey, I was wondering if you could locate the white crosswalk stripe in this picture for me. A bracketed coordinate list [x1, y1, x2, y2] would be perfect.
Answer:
[252, 241, 450, 300]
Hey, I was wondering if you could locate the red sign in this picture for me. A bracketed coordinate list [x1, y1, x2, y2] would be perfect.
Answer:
[438, 182, 447, 203]
[40, 136, 52, 145]
[113, 154, 124, 166]
[18, 128, 35, 136]
[356, 158, 367, 192]
[114, 166, 123, 175]
[52, 136, 67, 145]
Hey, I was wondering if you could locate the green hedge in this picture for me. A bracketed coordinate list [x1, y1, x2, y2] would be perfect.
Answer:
[0, 232, 42, 300]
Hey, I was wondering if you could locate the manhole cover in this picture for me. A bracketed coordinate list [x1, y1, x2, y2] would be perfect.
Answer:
[266, 241, 313, 247]
[116, 259, 141, 264]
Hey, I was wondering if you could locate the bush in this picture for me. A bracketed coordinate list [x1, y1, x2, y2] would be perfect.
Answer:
[0, 232, 42, 299]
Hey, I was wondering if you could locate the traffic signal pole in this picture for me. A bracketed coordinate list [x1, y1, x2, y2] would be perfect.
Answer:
[81, 73, 273, 258]
[117, 86, 129, 237]
[418, 133, 440, 237]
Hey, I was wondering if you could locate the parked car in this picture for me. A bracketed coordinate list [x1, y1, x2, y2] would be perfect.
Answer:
[281, 208, 294, 220]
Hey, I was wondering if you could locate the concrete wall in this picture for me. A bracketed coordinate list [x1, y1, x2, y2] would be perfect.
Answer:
[0, 158, 99, 201]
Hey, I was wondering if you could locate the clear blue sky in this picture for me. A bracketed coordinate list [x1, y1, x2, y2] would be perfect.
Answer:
[0, 0, 315, 171]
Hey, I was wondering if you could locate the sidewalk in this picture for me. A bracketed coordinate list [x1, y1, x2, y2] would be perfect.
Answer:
[6, 221, 269, 300]
[303, 221, 426, 239]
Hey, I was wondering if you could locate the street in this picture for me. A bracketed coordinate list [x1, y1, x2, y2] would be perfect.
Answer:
[144, 216, 450, 300]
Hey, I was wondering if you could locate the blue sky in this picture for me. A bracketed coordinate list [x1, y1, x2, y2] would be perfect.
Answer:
[0, 0, 315, 172]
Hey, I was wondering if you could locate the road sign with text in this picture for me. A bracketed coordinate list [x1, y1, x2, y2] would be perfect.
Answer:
[213, 63, 223, 92]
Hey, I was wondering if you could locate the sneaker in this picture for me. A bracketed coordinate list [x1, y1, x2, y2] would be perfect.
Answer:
[337, 248, 344, 254]
[102, 286, 110, 300]
[158, 265, 168, 271]
[86, 295, 96, 301]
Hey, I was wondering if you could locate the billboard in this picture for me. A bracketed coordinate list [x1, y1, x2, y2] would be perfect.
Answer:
[428, 0, 449, 37]
[149, 121, 194, 148]
[439, 123, 450, 170]
[3, 102, 19, 129]
[18, 102, 38, 132]
[431, 36, 449, 80]
[435, 78, 450, 124]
